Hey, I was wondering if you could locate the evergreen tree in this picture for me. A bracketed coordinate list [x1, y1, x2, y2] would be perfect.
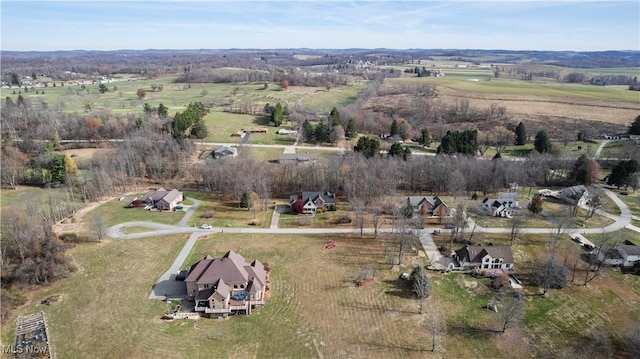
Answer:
[354, 136, 380, 158]
[570, 154, 590, 186]
[437, 130, 478, 155]
[157, 103, 168, 118]
[240, 191, 250, 209]
[51, 154, 66, 184]
[345, 118, 357, 138]
[328, 107, 342, 127]
[302, 120, 314, 142]
[419, 128, 431, 146]
[271, 102, 284, 127]
[402, 146, 412, 161]
[608, 159, 640, 189]
[534, 130, 552, 153]
[629, 115, 640, 135]
[99, 83, 108, 94]
[515, 122, 527, 145]
[190, 119, 209, 139]
[388, 142, 403, 157]
[390, 119, 400, 137]
[315, 121, 330, 143]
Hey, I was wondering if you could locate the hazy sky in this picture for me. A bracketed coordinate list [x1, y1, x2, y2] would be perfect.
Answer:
[2, 1, 638, 51]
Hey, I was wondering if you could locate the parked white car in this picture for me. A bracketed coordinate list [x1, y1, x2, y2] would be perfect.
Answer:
[200, 224, 212, 229]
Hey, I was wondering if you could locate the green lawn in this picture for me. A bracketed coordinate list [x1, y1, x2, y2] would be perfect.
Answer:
[87, 196, 185, 227]
[185, 193, 273, 228]
[8, 75, 367, 118]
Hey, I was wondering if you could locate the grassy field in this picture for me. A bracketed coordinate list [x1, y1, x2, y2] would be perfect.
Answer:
[184, 192, 274, 228]
[4, 229, 638, 359]
[7, 75, 366, 117]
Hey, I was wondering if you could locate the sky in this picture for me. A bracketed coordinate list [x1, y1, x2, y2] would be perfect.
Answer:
[1, 1, 639, 52]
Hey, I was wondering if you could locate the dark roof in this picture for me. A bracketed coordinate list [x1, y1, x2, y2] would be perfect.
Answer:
[455, 245, 513, 264]
[290, 191, 335, 205]
[187, 251, 267, 293]
[617, 245, 640, 256]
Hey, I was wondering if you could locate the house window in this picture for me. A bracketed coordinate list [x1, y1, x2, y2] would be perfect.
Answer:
[204, 284, 209, 289]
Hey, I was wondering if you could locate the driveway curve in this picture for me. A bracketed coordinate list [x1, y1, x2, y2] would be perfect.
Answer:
[101, 184, 635, 300]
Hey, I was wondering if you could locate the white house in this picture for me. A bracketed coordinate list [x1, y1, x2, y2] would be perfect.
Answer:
[453, 245, 515, 271]
[482, 192, 520, 218]
[596, 245, 640, 267]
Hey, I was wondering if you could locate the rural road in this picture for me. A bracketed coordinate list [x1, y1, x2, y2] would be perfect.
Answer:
[593, 140, 610, 159]
[103, 184, 636, 300]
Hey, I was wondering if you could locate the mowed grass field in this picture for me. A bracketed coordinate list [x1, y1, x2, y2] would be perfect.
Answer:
[3, 229, 639, 359]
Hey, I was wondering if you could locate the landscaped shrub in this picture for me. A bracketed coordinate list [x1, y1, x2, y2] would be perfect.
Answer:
[336, 215, 352, 224]
[249, 219, 262, 226]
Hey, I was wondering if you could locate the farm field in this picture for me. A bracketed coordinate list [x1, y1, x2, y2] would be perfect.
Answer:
[386, 76, 640, 126]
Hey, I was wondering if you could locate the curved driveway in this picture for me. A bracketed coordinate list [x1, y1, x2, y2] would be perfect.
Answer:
[103, 187, 636, 300]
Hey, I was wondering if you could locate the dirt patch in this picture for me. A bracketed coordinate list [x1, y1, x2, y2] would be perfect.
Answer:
[354, 278, 375, 288]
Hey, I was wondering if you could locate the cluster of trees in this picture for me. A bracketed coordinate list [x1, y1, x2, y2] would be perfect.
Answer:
[607, 159, 640, 190]
[437, 130, 478, 155]
[263, 102, 286, 127]
[172, 101, 209, 138]
[1, 191, 78, 324]
[301, 107, 349, 144]
[354, 136, 381, 158]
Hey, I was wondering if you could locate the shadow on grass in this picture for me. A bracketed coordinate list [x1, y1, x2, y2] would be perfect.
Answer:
[350, 339, 430, 353]
[340, 300, 416, 315]
[252, 115, 272, 126]
[383, 278, 416, 300]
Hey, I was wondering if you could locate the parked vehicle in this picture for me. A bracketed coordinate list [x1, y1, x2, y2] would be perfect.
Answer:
[200, 224, 212, 229]
[573, 236, 584, 244]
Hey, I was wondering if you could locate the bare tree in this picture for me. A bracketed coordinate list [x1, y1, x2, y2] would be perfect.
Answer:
[498, 295, 525, 333]
[585, 190, 602, 221]
[370, 201, 385, 239]
[424, 302, 445, 352]
[393, 207, 411, 265]
[91, 214, 108, 242]
[584, 232, 618, 285]
[411, 265, 431, 314]
[579, 331, 613, 359]
[351, 198, 366, 238]
[509, 214, 524, 245]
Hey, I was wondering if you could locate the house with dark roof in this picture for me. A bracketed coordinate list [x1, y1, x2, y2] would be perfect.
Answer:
[481, 192, 520, 218]
[185, 250, 269, 318]
[406, 196, 451, 217]
[595, 244, 640, 267]
[289, 191, 336, 214]
[212, 145, 238, 159]
[554, 185, 590, 206]
[135, 188, 183, 211]
[453, 245, 515, 272]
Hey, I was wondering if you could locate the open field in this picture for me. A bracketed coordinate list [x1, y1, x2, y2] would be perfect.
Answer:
[4, 75, 366, 118]
[387, 77, 640, 126]
[184, 192, 273, 228]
